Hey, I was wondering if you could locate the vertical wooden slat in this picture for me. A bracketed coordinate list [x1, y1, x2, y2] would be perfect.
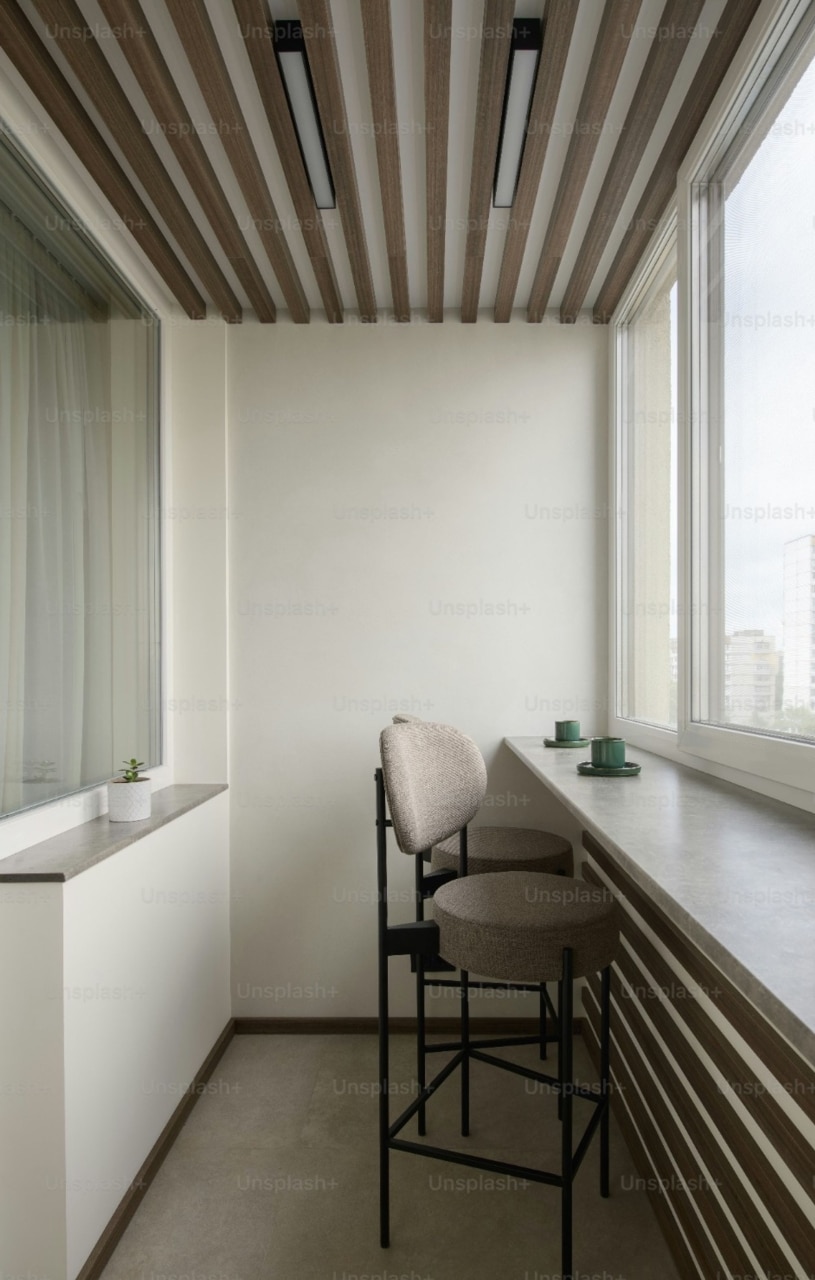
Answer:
[361, 0, 409, 320]
[98, 0, 277, 322]
[461, 0, 515, 323]
[165, 0, 311, 323]
[298, 0, 378, 321]
[593, 0, 762, 322]
[231, 0, 344, 322]
[424, 0, 451, 322]
[35, 0, 246, 323]
[560, 0, 706, 322]
[494, 0, 579, 323]
[0, 0, 207, 317]
[526, 0, 644, 323]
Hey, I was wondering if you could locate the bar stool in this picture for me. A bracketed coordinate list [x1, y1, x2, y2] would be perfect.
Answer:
[376, 719, 620, 1280]
[391, 713, 573, 1061]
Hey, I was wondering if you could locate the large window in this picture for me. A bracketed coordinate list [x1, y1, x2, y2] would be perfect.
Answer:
[696, 47, 815, 744]
[616, 244, 678, 730]
[614, 10, 815, 800]
[0, 131, 161, 818]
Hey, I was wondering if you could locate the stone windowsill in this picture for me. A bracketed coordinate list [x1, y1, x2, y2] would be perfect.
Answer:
[0, 783, 228, 883]
[505, 737, 815, 1068]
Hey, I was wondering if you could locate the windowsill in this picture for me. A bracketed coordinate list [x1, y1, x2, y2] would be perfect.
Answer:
[505, 737, 815, 1068]
[0, 783, 228, 882]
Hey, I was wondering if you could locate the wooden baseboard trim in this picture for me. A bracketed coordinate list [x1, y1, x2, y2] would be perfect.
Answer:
[76, 1018, 236, 1280]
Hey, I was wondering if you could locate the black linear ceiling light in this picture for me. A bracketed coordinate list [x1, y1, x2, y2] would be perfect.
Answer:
[494, 18, 543, 208]
[273, 20, 336, 209]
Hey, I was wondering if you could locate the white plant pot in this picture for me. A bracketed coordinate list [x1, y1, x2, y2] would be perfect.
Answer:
[108, 778, 152, 822]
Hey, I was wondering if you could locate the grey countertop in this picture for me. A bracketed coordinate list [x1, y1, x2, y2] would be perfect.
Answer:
[0, 783, 228, 882]
[506, 737, 815, 1067]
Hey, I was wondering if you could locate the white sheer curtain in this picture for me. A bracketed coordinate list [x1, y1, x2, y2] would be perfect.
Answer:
[0, 208, 112, 815]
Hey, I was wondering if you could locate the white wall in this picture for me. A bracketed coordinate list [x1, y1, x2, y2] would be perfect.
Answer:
[228, 318, 608, 1018]
[0, 883, 66, 1280]
[62, 792, 230, 1278]
[165, 317, 230, 784]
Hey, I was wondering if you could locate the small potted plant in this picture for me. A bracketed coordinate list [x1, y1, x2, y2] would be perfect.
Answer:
[107, 758, 152, 822]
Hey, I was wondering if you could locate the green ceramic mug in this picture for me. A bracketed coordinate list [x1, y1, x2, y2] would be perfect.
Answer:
[591, 737, 626, 769]
[554, 719, 581, 742]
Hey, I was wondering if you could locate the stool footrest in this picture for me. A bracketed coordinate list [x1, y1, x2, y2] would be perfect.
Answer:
[386, 920, 440, 957]
[427, 1035, 550, 1053]
[389, 1138, 564, 1190]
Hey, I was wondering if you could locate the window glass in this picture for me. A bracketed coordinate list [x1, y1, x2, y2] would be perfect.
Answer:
[618, 264, 678, 729]
[0, 131, 161, 817]
[706, 52, 815, 740]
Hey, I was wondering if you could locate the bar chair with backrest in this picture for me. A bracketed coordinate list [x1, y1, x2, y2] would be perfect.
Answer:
[376, 718, 620, 1280]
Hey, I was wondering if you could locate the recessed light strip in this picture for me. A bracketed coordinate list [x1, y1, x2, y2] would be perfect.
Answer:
[274, 21, 336, 210]
[494, 19, 542, 209]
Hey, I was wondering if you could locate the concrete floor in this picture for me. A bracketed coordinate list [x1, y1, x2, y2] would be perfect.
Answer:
[99, 1032, 682, 1280]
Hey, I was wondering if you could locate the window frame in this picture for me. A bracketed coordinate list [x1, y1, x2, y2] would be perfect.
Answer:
[0, 109, 173, 857]
[612, 215, 678, 734]
[610, 0, 815, 809]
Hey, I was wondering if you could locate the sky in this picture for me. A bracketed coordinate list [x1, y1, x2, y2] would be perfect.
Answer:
[722, 51, 815, 643]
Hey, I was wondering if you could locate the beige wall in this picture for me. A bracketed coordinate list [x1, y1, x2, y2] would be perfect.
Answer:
[227, 318, 609, 1018]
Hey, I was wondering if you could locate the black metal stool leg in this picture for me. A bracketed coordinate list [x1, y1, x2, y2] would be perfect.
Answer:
[556, 977, 563, 1121]
[539, 982, 548, 1060]
[375, 769, 390, 1248]
[461, 968, 470, 1137]
[417, 955, 427, 1136]
[560, 948, 574, 1280]
[415, 854, 427, 1136]
[600, 965, 611, 1198]
[378, 957, 390, 1247]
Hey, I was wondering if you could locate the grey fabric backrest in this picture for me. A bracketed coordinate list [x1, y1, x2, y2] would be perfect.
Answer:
[379, 721, 487, 855]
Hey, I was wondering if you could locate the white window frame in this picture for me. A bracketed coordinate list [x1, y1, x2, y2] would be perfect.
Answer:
[610, 0, 815, 811]
[612, 216, 678, 735]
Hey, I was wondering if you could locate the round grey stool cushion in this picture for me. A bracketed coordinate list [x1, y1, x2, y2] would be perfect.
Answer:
[433, 871, 620, 983]
[432, 826, 573, 877]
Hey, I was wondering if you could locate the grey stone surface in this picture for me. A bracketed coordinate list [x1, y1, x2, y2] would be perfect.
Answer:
[0, 783, 228, 882]
[99, 1033, 681, 1280]
[506, 737, 815, 1067]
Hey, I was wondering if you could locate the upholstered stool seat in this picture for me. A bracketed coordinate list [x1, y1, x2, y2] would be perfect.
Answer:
[433, 870, 619, 984]
[432, 826, 573, 878]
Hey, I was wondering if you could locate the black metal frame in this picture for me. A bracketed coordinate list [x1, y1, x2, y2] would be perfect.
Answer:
[376, 768, 613, 1280]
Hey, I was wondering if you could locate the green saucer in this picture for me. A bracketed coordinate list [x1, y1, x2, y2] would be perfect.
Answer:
[577, 761, 641, 777]
[543, 737, 591, 748]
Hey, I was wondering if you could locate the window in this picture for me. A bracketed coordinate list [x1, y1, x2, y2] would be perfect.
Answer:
[0, 131, 161, 819]
[615, 235, 678, 731]
[613, 7, 815, 801]
[695, 46, 815, 747]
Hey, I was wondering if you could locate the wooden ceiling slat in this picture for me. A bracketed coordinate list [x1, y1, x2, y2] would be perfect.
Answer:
[593, 0, 763, 322]
[424, 0, 451, 323]
[97, 0, 276, 323]
[298, 0, 377, 322]
[0, 0, 206, 318]
[461, 0, 515, 323]
[361, 0, 409, 322]
[560, 0, 706, 323]
[526, 0, 644, 323]
[231, 0, 343, 324]
[494, 0, 578, 323]
[31, 0, 244, 324]
[165, 0, 310, 323]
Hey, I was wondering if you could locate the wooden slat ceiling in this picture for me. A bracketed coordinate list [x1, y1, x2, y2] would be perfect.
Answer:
[0, 0, 760, 324]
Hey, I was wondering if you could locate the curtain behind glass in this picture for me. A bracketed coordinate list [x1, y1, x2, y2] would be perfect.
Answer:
[0, 207, 112, 813]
